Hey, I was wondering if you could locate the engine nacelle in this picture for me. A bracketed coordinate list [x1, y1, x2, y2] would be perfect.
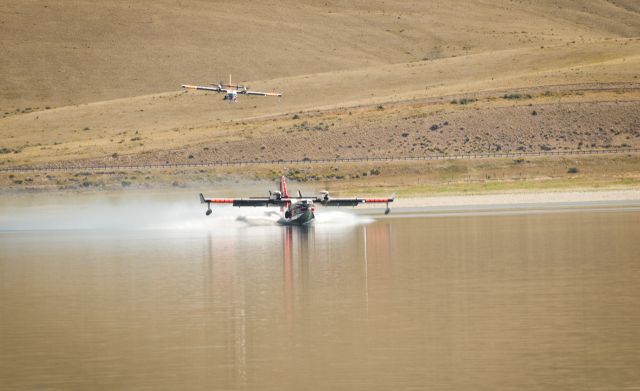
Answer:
[270, 191, 282, 200]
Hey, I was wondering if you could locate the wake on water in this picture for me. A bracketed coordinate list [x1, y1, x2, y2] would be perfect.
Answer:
[145, 206, 374, 231]
[0, 197, 374, 232]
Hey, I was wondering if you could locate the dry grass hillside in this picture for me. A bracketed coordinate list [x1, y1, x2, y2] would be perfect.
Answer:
[0, 0, 639, 193]
[2, 0, 639, 109]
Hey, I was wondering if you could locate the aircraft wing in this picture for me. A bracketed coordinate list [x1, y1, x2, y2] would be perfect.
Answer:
[243, 90, 282, 97]
[319, 194, 395, 214]
[319, 196, 395, 206]
[318, 198, 364, 207]
[200, 193, 287, 207]
[181, 84, 224, 93]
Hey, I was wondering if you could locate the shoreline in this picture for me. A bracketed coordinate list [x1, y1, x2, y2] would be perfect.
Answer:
[390, 189, 640, 209]
[2, 188, 638, 231]
[2, 186, 638, 208]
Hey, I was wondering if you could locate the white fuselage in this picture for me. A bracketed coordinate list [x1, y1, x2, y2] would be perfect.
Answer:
[224, 90, 238, 103]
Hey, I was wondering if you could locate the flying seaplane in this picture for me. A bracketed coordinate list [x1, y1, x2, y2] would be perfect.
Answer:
[181, 75, 282, 103]
[199, 176, 395, 225]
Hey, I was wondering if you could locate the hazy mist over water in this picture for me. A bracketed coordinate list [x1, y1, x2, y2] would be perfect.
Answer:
[1, 195, 640, 390]
[0, 193, 373, 232]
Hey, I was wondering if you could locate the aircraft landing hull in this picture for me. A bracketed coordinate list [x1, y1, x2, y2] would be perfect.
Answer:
[280, 210, 315, 226]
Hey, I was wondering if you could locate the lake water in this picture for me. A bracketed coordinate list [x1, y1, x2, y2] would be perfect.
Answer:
[1, 198, 639, 390]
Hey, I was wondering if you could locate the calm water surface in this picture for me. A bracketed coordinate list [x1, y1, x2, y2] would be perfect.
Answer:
[1, 205, 639, 390]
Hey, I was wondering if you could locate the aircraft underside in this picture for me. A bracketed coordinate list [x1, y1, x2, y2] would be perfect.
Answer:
[279, 210, 315, 226]
[223, 93, 237, 103]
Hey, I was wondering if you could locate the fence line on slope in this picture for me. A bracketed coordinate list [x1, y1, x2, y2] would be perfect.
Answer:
[1, 148, 638, 173]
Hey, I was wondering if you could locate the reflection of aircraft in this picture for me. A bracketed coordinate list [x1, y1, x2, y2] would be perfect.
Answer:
[282, 225, 313, 321]
[199, 176, 395, 225]
[181, 74, 282, 103]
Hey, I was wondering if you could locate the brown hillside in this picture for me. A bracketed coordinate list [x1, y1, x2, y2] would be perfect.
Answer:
[1, 0, 639, 109]
[0, 0, 639, 180]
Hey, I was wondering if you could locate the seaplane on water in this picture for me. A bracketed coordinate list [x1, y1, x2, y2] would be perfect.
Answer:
[181, 75, 282, 103]
[199, 176, 395, 225]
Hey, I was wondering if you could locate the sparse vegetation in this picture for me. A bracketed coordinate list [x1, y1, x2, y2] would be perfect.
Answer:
[0, 3, 638, 198]
[458, 98, 477, 105]
[502, 93, 532, 100]
[288, 121, 329, 132]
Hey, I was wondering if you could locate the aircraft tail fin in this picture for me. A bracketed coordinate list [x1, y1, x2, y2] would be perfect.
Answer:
[280, 176, 289, 198]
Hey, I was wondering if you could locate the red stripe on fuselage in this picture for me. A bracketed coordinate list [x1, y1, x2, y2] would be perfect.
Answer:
[207, 199, 234, 203]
